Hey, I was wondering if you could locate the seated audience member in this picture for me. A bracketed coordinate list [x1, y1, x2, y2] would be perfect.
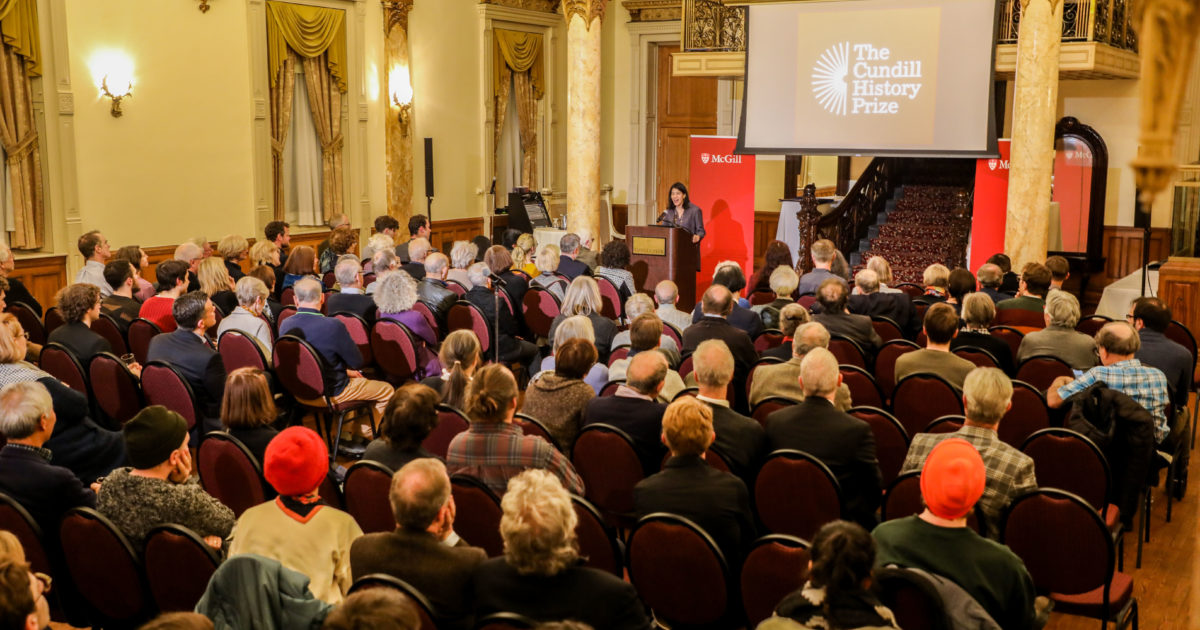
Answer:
[612, 294, 680, 361]
[901, 367, 1036, 538]
[0, 313, 124, 484]
[361, 232, 396, 273]
[987, 253, 1020, 293]
[848, 268, 917, 336]
[174, 241, 205, 293]
[417, 252, 457, 332]
[813, 277, 883, 354]
[48, 283, 112, 363]
[463, 263, 540, 371]
[831, 250, 851, 282]
[996, 263, 1052, 314]
[248, 265, 285, 324]
[446, 364, 583, 496]
[511, 233, 539, 278]
[548, 276, 617, 361]
[797, 238, 837, 296]
[146, 292, 226, 433]
[690, 262, 764, 338]
[220, 368, 280, 465]
[1045, 255, 1070, 291]
[1016, 290, 1098, 370]
[217, 276, 274, 353]
[585, 351, 671, 475]
[976, 262, 1009, 303]
[866, 255, 904, 294]
[522, 338, 597, 451]
[363, 384, 440, 471]
[264, 218, 291, 257]
[97, 406, 235, 550]
[530, 243, 568, 300]
[921, 263, 950, 301]
[281, 245, 318, 291]
[634, 396, 755, 568]
[484, 245, 528, 312]
[573, 229, 599, 271]
[875, 438, 1038, 630]
[0, 556, 45, 630]
[281, 278, 395, 445]
[249, 239, 281, 279]
[1130, 297, 1193, 410]
[366, 249, 399, 295]
[420, 330, 480, 410]
[764, 348, 881, 528]
[653, 279, 694, 333]
[218, 235, 249, 282]
[763, 521, 899, 630]
[749, 240, 794, 294]
[139, 612, 216, 630]
[351, 458, 486, 630]
[0, 381, 97, 534]
[539, 315, 610, 395]
[556, 233, 592, 281]
[320, 226, 358, 275]
[326, 258, 375, 321]
[446, 240, 478, 287]
[594, 240, 636, 302]
[361, 215, 400, 262]
[0, 243, 40, 315]
[322, 587, 419, 630]
[753, 266, 799, 330]
[608, 315, 685, 401]
[198, 257, 238, 315]
[140, 259, 191, 332]
[683, 284, 758, 377]
[690, 340, 768, 485]
[191, 236, 215, 259]
[401, 238, 430, 281]
[950, 292, 1016, 375]
[1048, 322, 1171, 443]
[75, 230, 114, 297]
[749, 321, 830, 407]
[102, 260, 143, 332]
[761, 303, 810, 362]
[894, 303, 977, 390]
[946, 267, 976, 311]
[396, 215, 432, 263]
[229, 427, 363, 605]
[473, 470, 649, 629]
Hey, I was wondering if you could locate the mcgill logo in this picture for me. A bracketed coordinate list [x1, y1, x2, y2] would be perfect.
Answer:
[987, 159, 1009, 171]
[701, 153, 743, 165]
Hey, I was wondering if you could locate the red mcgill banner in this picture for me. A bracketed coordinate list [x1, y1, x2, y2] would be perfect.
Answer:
[688, 136, 757, 297]
[970, 139, 1011, 273]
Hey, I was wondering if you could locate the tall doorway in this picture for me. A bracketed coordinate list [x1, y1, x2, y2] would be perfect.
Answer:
[654, 44, 717, 215]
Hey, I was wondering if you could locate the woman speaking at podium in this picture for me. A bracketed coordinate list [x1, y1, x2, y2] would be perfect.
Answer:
[657, 182, 705, 270]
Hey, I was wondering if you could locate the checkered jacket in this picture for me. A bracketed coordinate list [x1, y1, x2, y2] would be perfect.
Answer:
[446, 423, 585, 497]
[1056, 359, 1170, 442]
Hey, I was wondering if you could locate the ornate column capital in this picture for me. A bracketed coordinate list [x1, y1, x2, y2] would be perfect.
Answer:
[1017, 0, 1063, 12]
[383, 0, 414, 34]
[563, 0, 609, 27]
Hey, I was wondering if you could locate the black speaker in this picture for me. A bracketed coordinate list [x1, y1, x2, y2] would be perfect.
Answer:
[424, 137, 434, 198]
[1133, 190, 1151, 229]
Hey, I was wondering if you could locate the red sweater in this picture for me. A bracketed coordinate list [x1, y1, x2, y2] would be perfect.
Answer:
[138, 296, 177, 332]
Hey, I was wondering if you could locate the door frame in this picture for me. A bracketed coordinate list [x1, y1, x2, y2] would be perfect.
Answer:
[627, 21, 681, 229]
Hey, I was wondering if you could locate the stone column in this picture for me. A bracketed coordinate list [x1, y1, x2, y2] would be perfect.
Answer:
[563, 0, 607, 240]
[384, 0, 414, 223]
[1004, 0, 1063, 270]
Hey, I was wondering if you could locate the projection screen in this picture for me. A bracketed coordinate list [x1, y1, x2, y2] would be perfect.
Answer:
[737, 0, 1000, 157]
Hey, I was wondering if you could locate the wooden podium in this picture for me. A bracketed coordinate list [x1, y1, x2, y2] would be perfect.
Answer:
[627, 226, 697, 307]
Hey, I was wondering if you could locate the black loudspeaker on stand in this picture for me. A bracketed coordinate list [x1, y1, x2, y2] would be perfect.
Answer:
[424, 137, 435, 221]
[1135, 192, 1152, 298]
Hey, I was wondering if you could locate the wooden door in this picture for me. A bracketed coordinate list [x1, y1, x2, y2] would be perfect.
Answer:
[655, 44, 717, 214]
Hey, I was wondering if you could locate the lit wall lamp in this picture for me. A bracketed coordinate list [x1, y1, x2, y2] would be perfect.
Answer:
[389, 65, 413, 129]
[89, 51, 134, 118]
[100, 76, 132, 117]
[196, 0, 212, 12]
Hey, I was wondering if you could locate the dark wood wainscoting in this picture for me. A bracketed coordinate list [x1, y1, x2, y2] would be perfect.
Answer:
[11, 256, 66, 310]
[754, 211, 781, 266]
[1082, 226, 1171, 308]
[430, 218, 485, 255]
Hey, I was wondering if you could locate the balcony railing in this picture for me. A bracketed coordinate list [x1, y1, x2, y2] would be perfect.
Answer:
[998, 0, 1137, 52]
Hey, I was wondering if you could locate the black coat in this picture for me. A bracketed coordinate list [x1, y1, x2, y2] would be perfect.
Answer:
[583, 395, 668, 476]
[0, 444, 95, 534]
[418, 278, 458, 334]
[706, 402, 769, 487]
[5, 278, 40, 316]
[47, 321, 111, 365]
[146, 329, 226, 431]
[326, 292, 376, 322]
[557, 255, 592, 281]
[1065, 384, 1156, 527]
[472, 558, 651, 630]
[691, 302, 766, 339]
[848, 293, 918, 338]
[400, 261, 426, 281]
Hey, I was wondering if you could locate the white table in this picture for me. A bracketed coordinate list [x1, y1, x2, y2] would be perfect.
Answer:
[533, 227, 567, 253]
[1095, 268, 1159, 318]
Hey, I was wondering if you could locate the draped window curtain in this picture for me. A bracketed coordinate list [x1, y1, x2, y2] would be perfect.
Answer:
[0, 0, 43, 249]
[266, 1, 347, 224]
[284, 61, 324, 227]
[493, 29, 544, 190]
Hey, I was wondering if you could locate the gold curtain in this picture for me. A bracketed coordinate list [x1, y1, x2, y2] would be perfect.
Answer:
[0, 0, 41, 249]
[302, 53, 343, 223]
[0, 0, 40, 77]
[493, 30, 544, 188]
[266, 1, 347, 93]
[269, 50, 296, 221]
[513, 71, 538, 187]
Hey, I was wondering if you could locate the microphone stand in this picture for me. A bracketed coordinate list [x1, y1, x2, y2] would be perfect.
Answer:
[489, 273, 508, 364]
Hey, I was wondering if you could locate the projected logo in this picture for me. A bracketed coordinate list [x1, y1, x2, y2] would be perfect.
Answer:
[812, 42, 851, 116]
[811, 42, 926, 117]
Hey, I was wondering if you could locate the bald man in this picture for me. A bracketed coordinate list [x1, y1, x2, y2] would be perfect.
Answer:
[583, 351, 670, 475]
[682, 285, 758, 389]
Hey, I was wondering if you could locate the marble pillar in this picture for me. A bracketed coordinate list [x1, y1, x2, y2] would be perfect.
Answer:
[384, 0, 414, 223]
[1005, 0, 1063, 270]
[563, 0, 607, 241]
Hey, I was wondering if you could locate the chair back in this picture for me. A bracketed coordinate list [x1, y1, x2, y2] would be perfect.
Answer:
[423, 405, 470, 458]
[59, 507, 150, 625]
[128, 318, 162, 365]
[43, 306, 65, 337]
[925, 415, 965, 433]
[828, 334, 868, 370]
[572, 424, 643, 524]
[881, 471, 924, 521]
[412, 301, 439, 333]
[912, 299, 931, 324]
[848, 406, 909, 486]
[449, 474, 505, 557]
[445, 280, 468, 297]
[987, 325, 1025, 359]
[197, 432, 266, 517]
[333, 312, 374, 365]
[280, 287, 296, 306]
[371, 319, 420, 383]
[344, 460, 397, 534]
[994, 307, 1047, 332]
[522, 287, 561, 339]
[607, 345, 630, 367]
[571, 494, 623, 577]
[839, 364, 884, 409]
[274, 305, 299, 333]
[598, 379, 624, 397]
[272, 335, 330, 402]
[0, 494, 50, 575]
[797, 294, 817, 310]
[678, 354, 695, 379]
[753, 329, 785, 352]
[746, 357, 783, 401]
[1076, 315, 1112, 337]
[319, 472, 344, 510]
[348, 574, 438, 630]
[595, 276, 623, 321]
[89, 352, 145, 427]
[891, 373, 963, 438]
[873, 567, 952, 630]
[1016, 355, 1075, 392]
[627, 513, 731, 627]
[999, 380, 1051, 448]
[93, 313, 129, 355]
[514, 413, 560, 451]
[893, 283, 923, 298]
[1001, 489, 1116, 599]
[953, 345, 1000, 370]
[218, 330, 269, 373]
[142, 360, 200, 430]
[475, 612, 538, 630]
[144, 524, 221, 612]
[874, 339, 921, 398]
[749, 289, 776, 306]
[448, 301, 493, 355]
[741, 534, 811, 627]
[755, 449, 842, 539]
[1021, 429, 1111, 515]
[6, 302, 44, 344]
[39, 343, 89, 395]
[871, 316, 904, 343]
[751, 396, 795, 426]
[662, 322, 684, 348]
[1165, 319, 1198, 366]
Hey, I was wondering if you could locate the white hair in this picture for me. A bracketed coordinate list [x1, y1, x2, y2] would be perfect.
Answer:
[553, 315, 595, 350]
[235, 276, 269, 308]
[467, 262, 490, 288]
[450, 241, 478, 269]
[0, 381, 52, 440]
[335, 258, 362, 286]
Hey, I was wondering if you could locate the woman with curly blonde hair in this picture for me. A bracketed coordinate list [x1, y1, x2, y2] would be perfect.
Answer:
[373, 271, 439, 377]
[546, 276, 616, 361]
[511, 233, 538, 277]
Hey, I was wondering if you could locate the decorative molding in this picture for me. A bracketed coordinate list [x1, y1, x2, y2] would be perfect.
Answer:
[56, 92, 73, 115]
[623, 0, 681, 21]
[383, 0, 413, 33]
[480, 0, 560, 13]
[672, 50, 745, 76]
[994, 41, 1140, 79]
[682, 0, 744, 51]
[562, 0, 608, 26]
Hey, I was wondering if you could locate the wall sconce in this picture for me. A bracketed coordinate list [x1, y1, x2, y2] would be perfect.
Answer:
[100, 76, 132, 118]
[89, 50, 134, 118]
[196, 0, 211, 12]
[388, 65, 413, 129]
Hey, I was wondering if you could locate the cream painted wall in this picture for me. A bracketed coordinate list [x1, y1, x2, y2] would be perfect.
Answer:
[754, 157, 784, 213]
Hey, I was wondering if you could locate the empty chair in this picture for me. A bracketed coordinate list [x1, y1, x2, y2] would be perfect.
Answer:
[839, 365, 884, 409]
[141, 360, 200, 431]
[994, 308, 1047, 332]
[343, 460, 397, 534]
[522, 287, 561, 339]
[871, 316, 905, 344]
[144, 523, 222, 612]
[371, 319, 420, 384]
[740, 534, 810, 627]
[196, 431, 266, 517]
[987, 326, 1024, 360]
[755, 450, 842, 540]
[874, 339, 920, 399]
[570, 494, 623, 577]
[347, 574, 439, 630]
[59, 507, 153, 627]
[272, 335, 375, 460]
[218, 329, 270, 372]
[1016, 355, 1075, 392]
[595, 276, 623, 321]
[891, 373, 964, 439]
[39, 343, 88, 395]
[753, 329, 785, 353]
[571, 424, 643, 528]
[6, 302, 44, 344]
[880, 472, 923, 521]
[848, 406, 909, 486]
[1021, 429, 1120, 531]
[0, 493, 51, 576]
[450, 474, 504, 557]
[90, 354, 145, 428]
[448, 301, 493, 356]
[92, 313, 129, 356]
[998, 381, 1051, 449]
[127, 318, 162, 365]
[749, 289, 776, 306]
[422, 405, 470, 459]
[626, 513, 732, 628]
[334, 312, 374, 367]
[1076, 315, 1112, 337]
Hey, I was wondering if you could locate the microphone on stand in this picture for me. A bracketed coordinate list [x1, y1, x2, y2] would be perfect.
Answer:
[488, 272, 509, 287]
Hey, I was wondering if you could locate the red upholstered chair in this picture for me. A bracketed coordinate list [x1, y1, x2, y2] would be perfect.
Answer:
[197, 431, 267, 517]
[333, 312, 374, 367]
[662, 322, 684, 348]
[912, 299, 931, 325]
[872, 567, 953, 630]
[595, 276, 623, 321]
[741, 534, 811, 627]
[320, 472, 344, 510]
[144, 524, 221, 613]
[871, 316, 905, 344]
[874, 339, 920, 399]
[893, 283, 923, 299]
[598, 379, 624, 397]
[572, 424, 643, 527]
[272, 335, 376, 459]
[344, 460, 397, 534]
[571, 494, 623, 577]
[142, 360, 200, 431]
[348, 574, 438, 630]
[925, 415, 965, 434]
[412, 301, 439, 334]
[755, 449, 842, 539]
[749, 289, 776, 306]
[753, 329, 785, 353]
[92, 313, 129, 356]
[1076, 314, 1112, 337]
[522, 288, 561, 340]
[321, 272, 336, 289]
[627, 513, 732, 628]
[881, 472, 923, 521]
[848, 406, 909, 486]
[218, 330, 269, 372]
[607, 345, 630, 367]
[988, 325, 1024, 360]
[1001, 489, 1138, 630]
[1021, 429, 1121, 534]
[89, 352, 144, 428]
[994, 308, 1047, 333]
[448, 301, 493, 356]
[1016, 355, 1076, 392]
[423, 404, 469, 458]
[797, 294, 817, 310]
[6, 301, 44, 344]
[43, 306, 65, 338]
[0, 493, 51, 575]
[371, 319, 420, 384]
[953, 345, 1001, 370]
[839, 365, 885, 409]
[678, 354, 695, 380]
[445, 280, 468, 297]
[127, 318, 162, 365]
[828, 335, 868, 370]
[280, 287, 296, 307]
[39, 343, 89, 396]
[751, 397, 795, 426]
[999, 380, 1051, 448]
[475, 613, 538, 630]
[891, 373, 963, 438]
[274, 305, 298, 333]
[59, 507, 152, 627]
[450, 474, 504, 557]
[514, 413, 560, 451]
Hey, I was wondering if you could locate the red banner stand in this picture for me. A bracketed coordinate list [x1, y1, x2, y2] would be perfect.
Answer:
[970, 139, 1011, 272]
[688, 136, 757, 299]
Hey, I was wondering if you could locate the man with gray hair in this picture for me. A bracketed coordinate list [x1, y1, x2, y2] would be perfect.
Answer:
[366, 248, 399, 294]
[556, 233, 592, 281]
[796, 238, 837, 295]
[462, 262, 539, 370]
[749, 321, 831, 407]
[1015, 290, 1097, 370]
[573, 228, 599, 271]
[417, 252, 456, 334]
[764, 347, 881, 528]
[350, 459, 486, 630]
[752, 266, 798, 330]
[691, 339, 768, 485]
[400, 237, 430, 281]
[0, 381, 99, 534]
[653, 279, 693, 333]
[682, 285, 757, 380]
[174, 241, 204, 292]
[583, 351, 670, 475]
[326, 258, 375, 321]
[976, 262, 1008, 304]
[848, 267, 917, 336]
[0, 242, 40, 315]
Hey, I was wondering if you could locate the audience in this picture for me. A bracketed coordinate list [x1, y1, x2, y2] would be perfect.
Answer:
[683, 285, 758, 381]
[218, 235, 249, 282]
[530, 243, 567, 300]
[197, 257, 238, 315]
[321, 589, 419, 630]
[921, 263, 950, 301]
[327, 258, 375, 321]
[988, 253, 1020, 293]
[690, 339, 768, 485]
[265, 219, 291, 252]
[216, 276, 274, 353]
[400, 237, 430, 281]
[97, 405, 234, 550]
[281, 245, 318, 291]
[366, 249, 399, 295]
[950, 292, 1015, 375]
[473, 470, 649, 629]
[753, 266, 799, 330]
[350, 458, 486, 630]
[1130, 297, 1192, 410]
[653, 279, 693, 333]
[1045, 255, 1070, 291]
[539, 315, 610, 394]
[547, 276, 617, 361]
[866, 255, 903, 294]
[75, 230, 114, 297]
[102, 260, 143, 332]
[362, 384, 440, 471]
[483, 245, 528, 312]
[797, 238, 837, 295]
[320, 226, 358, 275]
[521, 337, 597, 451]
[140, 259, 191, 332]
[248, 265, 285, 323]
[175, 241, 205, 292]
[573, 229, 599, 270]
[1016, 290, 1097, 370]
[583, 350, 670, 475]
[594, 240, 636, 302]
[0, 554, 45, 630]
[976, 262, 1008, 303]
[397, 215, 432, 263]
[556, 233, 592, 281]
[0, 243, 40, 314]
[608, 315, 685, 401]
[749, 240, 794, 294]
[761, 303, 810, 362]
[749, 321, 830, 407]
[511, 233, 539, 278]
[361, 215, 400, 261]
[611, 293, 680, 361]
[996, 263, 1051, 314]
[690, 262, 764, 338]
[848, 268, 917, 336]
[418, 252, 457, 333]
[901, 367, 1036, 538]
[220, 367, 279, 465]
[894, 303, 977, 390]
[463, 262, 540, 371]
[420, 330, 480, 410]
[813, 277, 883, 355]
[229, 426, 362, 605]
[446, 241, 478, 287]
[48, 283, 112, 364]
[146, 291, 226, 433]
[112, 244, 156, 302]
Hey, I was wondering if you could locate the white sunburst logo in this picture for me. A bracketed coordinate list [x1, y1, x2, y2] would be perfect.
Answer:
[812, 42, 850, 116]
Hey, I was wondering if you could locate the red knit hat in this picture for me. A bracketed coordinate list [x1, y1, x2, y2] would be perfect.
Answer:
[263, 427, 329, 496]
[920, 438, 986, 520]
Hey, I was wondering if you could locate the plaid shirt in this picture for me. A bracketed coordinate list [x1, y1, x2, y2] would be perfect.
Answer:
[900, 425, 1037, 539]
[1056, 359, 1170, 442]
[446, 423, 585, 497]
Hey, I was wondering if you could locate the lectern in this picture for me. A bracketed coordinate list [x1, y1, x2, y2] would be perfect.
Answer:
[627, 226, 698, 307]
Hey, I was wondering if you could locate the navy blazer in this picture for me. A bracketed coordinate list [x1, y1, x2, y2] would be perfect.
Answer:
[326, 291, 377, 322]
[279, 309, 363, 395]
[690, 302, 766, 339]
[0, 444, 96, 534]
[146, 328, 227, 422]
[557, 255, 592, 281]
